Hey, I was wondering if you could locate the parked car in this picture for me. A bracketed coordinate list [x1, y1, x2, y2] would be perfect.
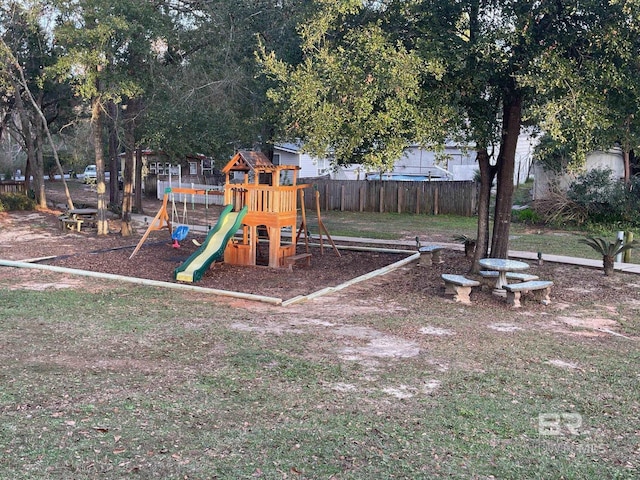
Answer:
[83, 165, 97, 184]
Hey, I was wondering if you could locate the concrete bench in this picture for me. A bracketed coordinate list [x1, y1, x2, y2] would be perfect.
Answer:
[441, 274, 480, 305]
[418, 245, 444, 266]
[479, 270, 539, 289]
[284, 253, 312, 272]
[503, 280, 553, 308]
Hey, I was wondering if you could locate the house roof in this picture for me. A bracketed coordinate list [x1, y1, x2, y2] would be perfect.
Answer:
[222, 150, 274, 173]
[274, 142, 303, 154]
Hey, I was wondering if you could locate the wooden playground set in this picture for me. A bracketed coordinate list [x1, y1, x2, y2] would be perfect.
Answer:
[130, 151, 338, 282]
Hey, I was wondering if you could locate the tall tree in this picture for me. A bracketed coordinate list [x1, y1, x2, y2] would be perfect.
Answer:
[141, 0, 311, 162]
[262, 0, 634, 265]
[259, 1, 456, 173]
[51, 0, 171, 235]
[1, 1, 73, 208]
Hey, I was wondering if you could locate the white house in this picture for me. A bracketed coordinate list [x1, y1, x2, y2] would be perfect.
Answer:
[531, 147, 625, 200]
[273, 132, 536, 183]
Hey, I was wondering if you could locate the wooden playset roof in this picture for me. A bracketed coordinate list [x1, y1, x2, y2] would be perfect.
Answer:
[222, 150, 300, 173]
[222, 150, 273, 173]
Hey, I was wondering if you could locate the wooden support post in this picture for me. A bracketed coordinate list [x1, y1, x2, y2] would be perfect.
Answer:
[359, 186, 365, 212]
[129, 192, 171, 259]
[315, 190, 324, 254]
[397, 187, 402, 214]
[379, 186, 384, 213]
[268, 226, 281, 268]
[315, 191, 341, 257]
[296, 189, 310, 253]
[248, 224, 257, 266]
[340, 185, 345, 211]
[325, 184, 330, 211]
[433, 186, 439, 215]
[624, 231, 634, 262]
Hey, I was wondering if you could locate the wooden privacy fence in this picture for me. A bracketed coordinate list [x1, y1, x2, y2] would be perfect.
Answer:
[302, 179, 478, 216]
[0, 181, 26, 194]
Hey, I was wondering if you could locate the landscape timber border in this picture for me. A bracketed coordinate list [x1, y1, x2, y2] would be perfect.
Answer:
[0, 245, 419, 307]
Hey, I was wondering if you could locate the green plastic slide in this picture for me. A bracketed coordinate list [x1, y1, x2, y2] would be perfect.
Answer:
[174, 205, 248, 283]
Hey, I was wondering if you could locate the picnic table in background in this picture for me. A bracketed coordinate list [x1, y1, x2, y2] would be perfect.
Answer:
[59, 208, 98, 232]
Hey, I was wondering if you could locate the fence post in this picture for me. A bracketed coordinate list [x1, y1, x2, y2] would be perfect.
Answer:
[624, 231, 634, 262]
[397, 187, 402, 213]
[433, 185, 439, 215]
[325, 183, 330, 211]
[379, 186, 384, 213]
[359, 186, 365, 212]
[340, 185, 345, 211]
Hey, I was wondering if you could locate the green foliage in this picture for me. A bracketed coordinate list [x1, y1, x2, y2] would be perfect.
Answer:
[535, 168, 640, 229]
[533, 134, 578, 174]
[511, 207, 540, 225]
[0, 192, 36, 211]
[452, 234, 477, 256]
[567, 168, 640, 227]
[452, 234, 475, 244]
[259, 5, 453, 170]
[578, 236, 636, 258]
[579, 235, 637, 274]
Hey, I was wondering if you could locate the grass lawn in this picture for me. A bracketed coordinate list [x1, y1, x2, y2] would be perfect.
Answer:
[7, 180, 633, 478]
[1, 275, 638, 479]
[304, 210, 639, 263]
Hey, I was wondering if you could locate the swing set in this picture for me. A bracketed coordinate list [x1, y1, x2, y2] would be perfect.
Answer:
[129, 187, 220, 259]
[170, 192, 192, 248]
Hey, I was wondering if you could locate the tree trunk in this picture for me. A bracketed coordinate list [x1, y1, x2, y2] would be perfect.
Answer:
[120, 108, 135, 237]
[135, 147, 144, 214]
[490, 93, 522, 259]
[471, 148, 496, 272]
[9, 53, 74, 210]
[34, 117, 47, 209]
[91, 96, 109, 235]
[34, 93, 47, 209]
[623, 149, 630, 184]
[12, 79, 41, 204]
[107, 101, 120, 206]
[603, 255, 614, 276]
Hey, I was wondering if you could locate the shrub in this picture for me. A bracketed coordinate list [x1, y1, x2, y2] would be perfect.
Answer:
[567, 169, 640, 227]
[511, 207, 540, 225]
[534, 168, 640, 229]
[0, 192, 37, 212]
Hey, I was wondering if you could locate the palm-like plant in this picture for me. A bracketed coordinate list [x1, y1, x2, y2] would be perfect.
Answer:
[579, 236, 637, 276]
[453, 234, 477, 258]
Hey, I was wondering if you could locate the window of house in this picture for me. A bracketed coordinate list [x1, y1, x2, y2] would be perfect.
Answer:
[189, 162, 198, 175]
[149, 162, 166, 174]
[273, 153, 280, 165]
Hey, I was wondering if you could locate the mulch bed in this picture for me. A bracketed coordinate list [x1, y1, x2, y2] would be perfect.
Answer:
[42, 233, 413, 300]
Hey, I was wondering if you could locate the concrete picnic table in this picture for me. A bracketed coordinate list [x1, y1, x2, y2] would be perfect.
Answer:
[478, 258, 530, 292]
